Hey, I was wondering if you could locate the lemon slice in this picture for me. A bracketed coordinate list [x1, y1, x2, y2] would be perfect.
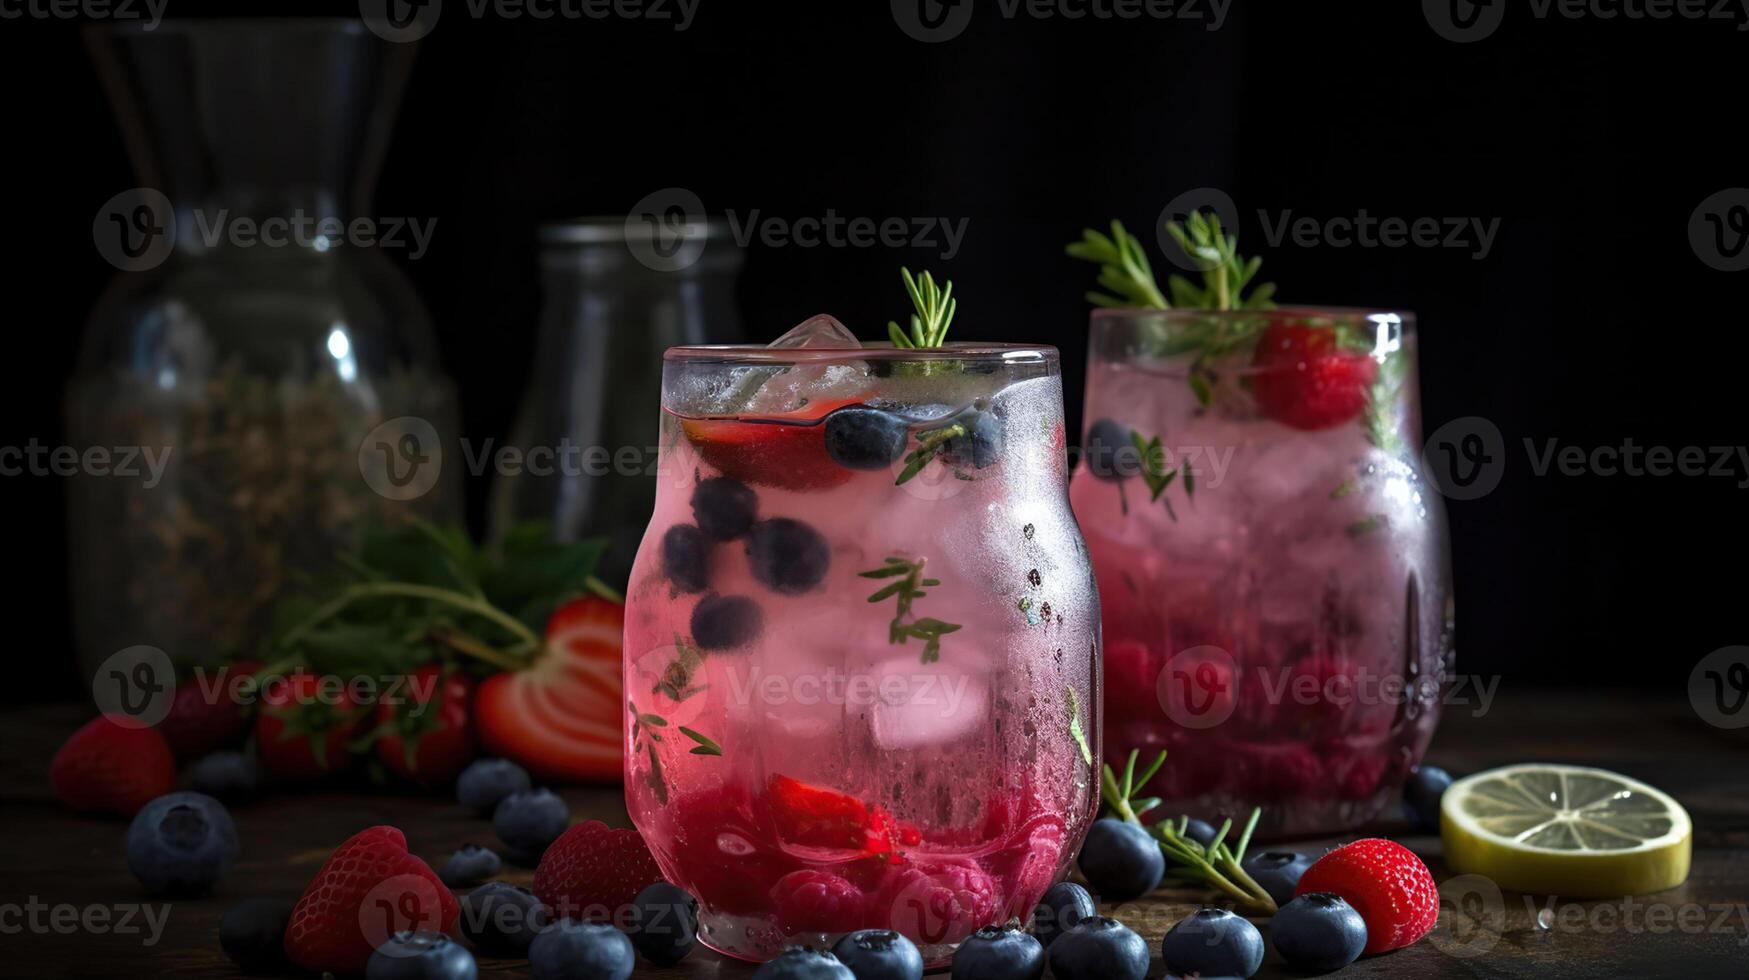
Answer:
[1441, 763, 1692, 896]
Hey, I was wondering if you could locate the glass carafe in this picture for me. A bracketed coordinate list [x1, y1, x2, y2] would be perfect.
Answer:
[622, 339, 1101, 964]
[68, 20, 460, 677]
[1069, 309, 1454, 837]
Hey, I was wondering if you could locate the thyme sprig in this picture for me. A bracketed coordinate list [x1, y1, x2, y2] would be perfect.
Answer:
[1101, 749, 1278, 913]
[860, 556, 962, 663]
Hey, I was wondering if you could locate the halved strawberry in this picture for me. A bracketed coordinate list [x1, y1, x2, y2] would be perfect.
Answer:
[1250, 322, 1377, 431]
[680, 397, 861, 491]
[476, 597, 624, 782]
[768, 774, 921, 860]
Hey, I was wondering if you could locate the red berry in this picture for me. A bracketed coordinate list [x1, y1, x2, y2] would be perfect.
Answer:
[374, 666, 477, 784]
[1250, 323, 1377, 430]
[876, 860, 999, 946]
[533, 820, 663, 922]
[769, 870, 868, 934]
[1233, 743, 1325, 802]
[49, 714, 177, 817]
[284, 825, 459, 975]
[768, 774, 919, 860]
[679, 397, 863, 491]
[1328, 748, 1392, 801]
[476, 597, 624, 782]
[159, 664, 254, 759]
[254, 673, 366, 779]
[1294, 838, 1438, 955]
[666, 784, 790, 915]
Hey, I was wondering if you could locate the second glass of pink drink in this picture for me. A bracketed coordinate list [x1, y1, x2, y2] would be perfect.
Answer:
[623, 317, 1101, 963]
[1070, 308, 1453, 836]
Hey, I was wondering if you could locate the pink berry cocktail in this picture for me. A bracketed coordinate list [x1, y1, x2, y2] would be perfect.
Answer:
[1069, 309, 1453, 837]
[623, 322, 1101, 963]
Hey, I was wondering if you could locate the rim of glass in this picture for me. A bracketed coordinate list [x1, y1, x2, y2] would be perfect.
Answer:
[666, 342, 1060, 365]
[1091, 304, 1414, 324]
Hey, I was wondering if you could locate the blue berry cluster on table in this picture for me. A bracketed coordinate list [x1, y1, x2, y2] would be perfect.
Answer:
[1160, 907, 1265, 978]
[831, 929, 923, 980]
[493, 788, 569, 865]
[126, 791, 239, 897]
[1270, 892, 1368, 971]
[460, 882, 550, 956]
[951, 924, 1044, 980]
[439, 844, 502, 888]
[366, 931, 477, 980]
[751, 946, 856, 980]
[456, 758, 531, 815]
[1047, 916, 1150, 980]
[1031, 881, 1096, 948]
[1241, 850, 1313, 907]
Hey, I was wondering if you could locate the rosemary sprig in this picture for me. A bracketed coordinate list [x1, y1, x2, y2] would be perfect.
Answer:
[1065, 221, 1168, 309]
[887, 268, 957, 348]
[894, 422, 965, 485]
[1128, 431, 1184, 520]
[1364, 348, 1408, 454]
[860, 556, 962, 663]
[1163, 210, 1276, 313]
[1066, 685, 1093, 765]
[1101, 749, 1278, 913]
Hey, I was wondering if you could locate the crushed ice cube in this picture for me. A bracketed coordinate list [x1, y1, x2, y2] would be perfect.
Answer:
[769, 314, 861, 348]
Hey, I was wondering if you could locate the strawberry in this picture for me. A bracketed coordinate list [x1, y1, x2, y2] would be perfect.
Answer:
[284, 825, 460, 975]
[769, 870, 870, 934]
[533, 820, 663, 922]
[49, 714, 177, 817]
[476, 597, 623, 782]
[1250, 322, 1377, 431]
[373, 666, 477, 785]
[158, 661, 257, 760]
[1294, 837, 1438, 955]
[768, 774, 921, 860]
[679, 396, 861, 491]
[254, 672, 366, 779]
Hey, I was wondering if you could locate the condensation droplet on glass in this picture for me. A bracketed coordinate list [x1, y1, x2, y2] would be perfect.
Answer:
[1535, 907, 1555, 930]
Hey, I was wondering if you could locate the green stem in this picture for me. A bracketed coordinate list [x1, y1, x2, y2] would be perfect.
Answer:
[428, 629, 530, 672]
[279, 582, 542, 654]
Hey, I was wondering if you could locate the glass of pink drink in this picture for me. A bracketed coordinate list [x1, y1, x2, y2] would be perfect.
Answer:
[623, 322, 1101, 964]
[1069, 308, 1453, 837]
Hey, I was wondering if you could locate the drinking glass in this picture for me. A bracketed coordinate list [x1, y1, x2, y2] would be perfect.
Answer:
[622, 330, 1101, 963]
[1069, 308, 1453, 836]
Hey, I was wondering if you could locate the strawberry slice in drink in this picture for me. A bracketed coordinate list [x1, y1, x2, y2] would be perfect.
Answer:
[680, 396, 862, 491]
[768, 774, 921, 860]
[1249, 321, 1378, 431]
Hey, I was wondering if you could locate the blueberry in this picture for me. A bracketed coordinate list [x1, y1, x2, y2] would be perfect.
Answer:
[662, 524, 711, 593]
[528, 920, 635, 980]
[690, 594, 764, 650]
[494, 789, 570, 864]
[367, 930, 478, 980]
[951, 925, 1043, 980]
[1269, 892, 1368, 972]
[690, 475, 758, 539]
[1076, 818, 1164, 901]
[628, 881, 698, 967]
[746, 518, 831, 594]
[457, 758, 532, 815]
[832, 928, 924, 980]
[1031, 881, 1096, 948]
[1240, 851, 1313, 907]
[1404, 764, 1454, 832]
[825, 406, 910, 470]
[1180, 816, 1219, 848]
[751, 947, 855, 980]
[126, 791, 239, 897]
[1046, 916, 1149, 980]
[1083, 419, 1141, 480]
[439, 844, 502, 888]
[1160, 907, 1265, 979]
[187, 750, 262, 802]
[937, 409, 1004, 469]
[460, 881, 550, 956]
[219, 897, 292, 973]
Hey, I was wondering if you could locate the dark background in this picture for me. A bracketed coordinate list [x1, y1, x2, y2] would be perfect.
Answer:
[2, 1, 1743, 701]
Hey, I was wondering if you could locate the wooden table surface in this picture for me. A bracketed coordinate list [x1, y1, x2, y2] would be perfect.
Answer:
[2, 692, 1745, 978]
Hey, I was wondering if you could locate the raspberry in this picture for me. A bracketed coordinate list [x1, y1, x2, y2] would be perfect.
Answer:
[533, 821, 663, 922]
[1294, 838, 1438, 955]
[1233, 743, 1325, 802]
[769, 870, 867, 934]
[1328, 748, 1392, 801]
[877, 861, 1000, 946]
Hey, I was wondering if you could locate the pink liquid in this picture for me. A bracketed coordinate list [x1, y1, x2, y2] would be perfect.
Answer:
[1069, 320, 1453, 837]
[624, 363, 1100, 963]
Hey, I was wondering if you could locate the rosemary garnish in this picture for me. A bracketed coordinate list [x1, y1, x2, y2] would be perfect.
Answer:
[653, 634, 708, 702]
[1066, 685, 1093, 766]
[1102, 749, 1278, 913]
[895, 422, 965, 485]
[630, 699, 720, 801]
[887, 268, 956, 348]
[1128, 430, 1192, 520]
[1364, 348, 1409, 454]
[1067, 213, 1274, 315]
[860, 556, 962, 664]
[679, 726, 722, 756]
